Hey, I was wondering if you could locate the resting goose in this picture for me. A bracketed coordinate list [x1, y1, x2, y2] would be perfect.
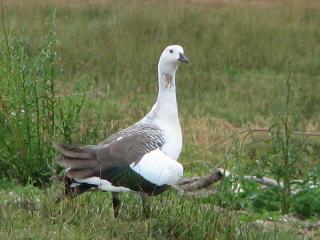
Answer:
[54, 45, 189, 217]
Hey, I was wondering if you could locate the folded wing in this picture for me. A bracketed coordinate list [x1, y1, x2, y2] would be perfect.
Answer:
[55, 131, 162, 176]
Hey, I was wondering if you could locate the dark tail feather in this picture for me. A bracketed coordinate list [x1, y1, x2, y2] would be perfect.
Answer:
[53, 142, 99, 170]
[53, 142, 96, 159]
[67, 168, 97, 178]
[57, 155, 99, 169]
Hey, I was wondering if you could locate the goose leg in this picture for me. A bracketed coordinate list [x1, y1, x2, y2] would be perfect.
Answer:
[141, 193, 150, 217]
[112, 192, 121, 218]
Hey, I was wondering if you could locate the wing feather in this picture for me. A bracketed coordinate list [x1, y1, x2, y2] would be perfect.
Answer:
[55, 124, 165, 181]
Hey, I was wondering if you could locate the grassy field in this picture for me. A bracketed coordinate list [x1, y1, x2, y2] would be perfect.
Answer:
[1, 0, 320, 239]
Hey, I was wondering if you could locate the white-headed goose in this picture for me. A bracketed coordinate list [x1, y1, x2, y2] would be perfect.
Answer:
[54, 45, 189, 217]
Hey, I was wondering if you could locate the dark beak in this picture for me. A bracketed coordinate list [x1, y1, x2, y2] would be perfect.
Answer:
[178, 53, 189, 63]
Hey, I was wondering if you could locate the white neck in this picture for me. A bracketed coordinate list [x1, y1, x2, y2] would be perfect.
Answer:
[144, 63, 179, 123]
[141, 55, 183, 161]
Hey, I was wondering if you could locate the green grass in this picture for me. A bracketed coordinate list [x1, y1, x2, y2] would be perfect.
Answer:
[1, 0, 320, 239]
[0, 181, 307, 240]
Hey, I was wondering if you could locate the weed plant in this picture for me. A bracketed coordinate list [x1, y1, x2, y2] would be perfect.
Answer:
[0, 12, 84, 184]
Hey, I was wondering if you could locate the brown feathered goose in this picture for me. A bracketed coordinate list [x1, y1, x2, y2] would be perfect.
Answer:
[54, 45, 189, 217]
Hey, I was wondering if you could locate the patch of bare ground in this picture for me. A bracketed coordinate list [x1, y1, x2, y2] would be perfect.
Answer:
[182, 116, 272, 149]
[183, 115, 320, 156]
[183, 116, 235, 147]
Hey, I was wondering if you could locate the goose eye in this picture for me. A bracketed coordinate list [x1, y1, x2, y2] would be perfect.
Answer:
[169, 49, 173, 53]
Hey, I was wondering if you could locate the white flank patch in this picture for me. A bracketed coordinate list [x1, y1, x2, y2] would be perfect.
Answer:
[130, 148, 183, 186]
[74, 177, 132, 192]
[70, 182, 81, 188]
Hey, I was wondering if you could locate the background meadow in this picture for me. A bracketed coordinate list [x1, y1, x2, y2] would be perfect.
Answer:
[0, 0, 320, 239]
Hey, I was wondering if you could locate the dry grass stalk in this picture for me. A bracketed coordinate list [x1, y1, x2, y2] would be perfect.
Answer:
[243, 176, 280, 187]
[174, 169, 224, 192]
